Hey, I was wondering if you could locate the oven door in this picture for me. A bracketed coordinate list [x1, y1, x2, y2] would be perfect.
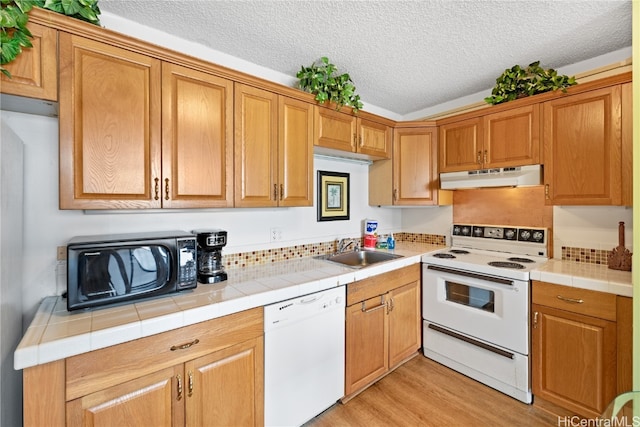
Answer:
[422, 264, 529, 354]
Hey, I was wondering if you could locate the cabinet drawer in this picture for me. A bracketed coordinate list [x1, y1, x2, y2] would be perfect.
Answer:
[66, 307, 263, 400]
[532, 281, 616, 321]
[347, 264, 420, 306]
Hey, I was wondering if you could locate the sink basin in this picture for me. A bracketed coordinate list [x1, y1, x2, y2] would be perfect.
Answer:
[317, 250, 403, 269]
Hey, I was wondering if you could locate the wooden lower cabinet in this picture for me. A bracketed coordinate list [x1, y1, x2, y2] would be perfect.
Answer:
[345, 265, 421, 397]
[531, 281, 632, 419]
[24, 308, 264, 427]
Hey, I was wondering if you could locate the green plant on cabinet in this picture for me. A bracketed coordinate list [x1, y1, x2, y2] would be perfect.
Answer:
[484, 60, 577, 105]
[297, 56, 363, 113]
[1, 0, 101, 77]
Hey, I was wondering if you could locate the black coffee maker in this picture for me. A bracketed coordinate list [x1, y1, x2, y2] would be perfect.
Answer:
[193, 229, 228, 284]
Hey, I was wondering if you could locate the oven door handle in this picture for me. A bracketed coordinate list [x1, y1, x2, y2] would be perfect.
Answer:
[428, 323, 515, 360]
[426, 265, 514, 286]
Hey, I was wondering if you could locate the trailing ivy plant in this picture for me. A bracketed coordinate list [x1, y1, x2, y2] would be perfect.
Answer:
[297, 56, 363, 113]
[1, 0, 101, 77]
[484, 61, 577, 105]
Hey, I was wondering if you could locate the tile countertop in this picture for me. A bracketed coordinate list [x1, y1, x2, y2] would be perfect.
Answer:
[14, 243, 442, 371]
[530, 259, 633, 298]
[14, 244, 633, 371]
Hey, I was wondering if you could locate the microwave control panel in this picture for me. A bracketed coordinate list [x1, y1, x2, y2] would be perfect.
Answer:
[177, 237, 198, 289]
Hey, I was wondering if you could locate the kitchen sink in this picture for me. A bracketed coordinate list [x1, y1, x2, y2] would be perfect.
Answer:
[316, 250, 403, 269]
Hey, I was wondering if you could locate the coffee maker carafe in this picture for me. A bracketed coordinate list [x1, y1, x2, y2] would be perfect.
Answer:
[193, 229, 228, 284]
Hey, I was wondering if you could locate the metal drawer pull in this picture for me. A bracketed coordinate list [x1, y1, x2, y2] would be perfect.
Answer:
[188, 371, 194, 397]
[556, 295, 584, 304]
[362, 296, 386, 313]
[428, 323, 514, 359]
[170, 338, 200, 351]
[176, 374, 183, 400]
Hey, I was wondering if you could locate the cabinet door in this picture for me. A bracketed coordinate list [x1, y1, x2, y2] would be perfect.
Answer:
[185, 337, 264, 427]
[621, 83, 632, 206]
[234, 84, 278, 207]
[278, 96, 314, 206]
[314, 106, 356, 152]
[0, 22, 57, 101]
[483, 104, 540, 168]
[543, 86, 622, 205]
[358, 118, 392, 159]
[393, 127, 438, 205]
[532, 304, 617, 419]
[58, 33, 162, 209]
[388, 281, 421, 368]
[66, 365, 184, 427]
[162, 63, 234, 208]
[345, 295, 388, 395]
[438, 117, 483, 172]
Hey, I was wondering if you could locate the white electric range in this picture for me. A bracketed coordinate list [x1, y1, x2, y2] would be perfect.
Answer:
[421, 223, 548, 403]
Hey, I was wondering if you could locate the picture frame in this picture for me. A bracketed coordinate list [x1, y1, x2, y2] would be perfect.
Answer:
[317, 171, 350, 222]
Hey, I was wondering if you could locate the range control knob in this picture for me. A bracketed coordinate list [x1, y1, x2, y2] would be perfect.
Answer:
[520, 230, 531, 241]
[532, 231, 544, 242]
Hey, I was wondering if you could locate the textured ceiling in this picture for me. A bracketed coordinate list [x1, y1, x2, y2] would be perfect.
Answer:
[98, 0, 632, 118]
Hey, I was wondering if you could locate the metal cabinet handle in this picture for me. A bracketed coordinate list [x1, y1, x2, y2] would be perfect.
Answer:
[362, 295, 386, 313]
[176, 374, 183, 400]
[477, 151, 481, 164]
[533, 311, 539, 328]
[359, 135, 364, 148]
[188, 371, 194, 397]
[544, 184, 550, 200]
[154, 177, 160, 200]
[557, 295, 584, 304]
[164, 178, 170, 200]
[273, 184, 278, 200]
[483, 150, 487, 164]
[393, 189, 398, 201]
[280, 184, 284, 200]
[387, 297, 394, 314]
[170, 338, 200, 351]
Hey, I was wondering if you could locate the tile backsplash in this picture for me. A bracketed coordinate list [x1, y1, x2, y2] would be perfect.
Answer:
[561, 246, 612, 265]
[223, 233, 446, 270]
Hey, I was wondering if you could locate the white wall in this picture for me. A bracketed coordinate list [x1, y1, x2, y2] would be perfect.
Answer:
[0, 119, 24, 427]
[1, 111, 403, 323]
[553, 206, 634, 257]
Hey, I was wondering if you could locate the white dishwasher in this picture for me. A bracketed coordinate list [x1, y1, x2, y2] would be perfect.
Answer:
[264, 286, 346, 427]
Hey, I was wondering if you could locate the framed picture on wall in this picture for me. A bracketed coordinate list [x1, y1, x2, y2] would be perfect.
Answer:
[317, 171, 350, 221]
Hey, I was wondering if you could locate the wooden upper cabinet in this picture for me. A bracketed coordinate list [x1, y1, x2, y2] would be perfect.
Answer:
[358, 118, 392, 159]
[439, 106, 540, 173]
[234, 83, 278, 207]
[314, 107, 391, 160]
[483, 104, 540, 168]
[439, 117, 483, 172]
[542, 86, 622, 205]
[0, 22, 57, 101]
[162, 63, 234, 208]
[235, 84, 313, 207]
[58, 33, 163, 209]
[278, 96, 314, 207]
[370, 126, 449, 206]
[621, 82, 632, 206]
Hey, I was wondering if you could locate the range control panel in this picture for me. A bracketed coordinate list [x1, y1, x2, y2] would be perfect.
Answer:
[452, 224, 546, 244]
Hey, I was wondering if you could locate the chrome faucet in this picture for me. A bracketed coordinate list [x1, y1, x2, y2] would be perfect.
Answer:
[337, 238, 359, 253]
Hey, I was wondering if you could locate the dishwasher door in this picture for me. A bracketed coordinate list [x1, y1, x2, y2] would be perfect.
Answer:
[264, 286, 346, 427]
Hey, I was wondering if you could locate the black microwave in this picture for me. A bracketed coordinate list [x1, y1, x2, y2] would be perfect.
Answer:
[66, 231, 197, 311]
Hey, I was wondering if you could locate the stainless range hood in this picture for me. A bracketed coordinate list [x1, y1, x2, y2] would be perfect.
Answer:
[440, 164, 542, 190]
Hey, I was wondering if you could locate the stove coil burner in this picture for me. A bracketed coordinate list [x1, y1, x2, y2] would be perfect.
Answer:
[488, 261, 525, 269]
[433, 253, 456, 259]
[507, 257, 534, 263]
[449, 249, 470, 254]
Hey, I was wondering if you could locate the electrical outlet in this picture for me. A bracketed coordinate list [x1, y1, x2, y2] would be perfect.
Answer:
[270, 227, 283, 242]
[57, 246, 67, 261]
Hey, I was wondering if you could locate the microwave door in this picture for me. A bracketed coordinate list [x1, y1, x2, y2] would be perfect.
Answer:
[127, 246, 170, 292]
[80, 250, 128, 300]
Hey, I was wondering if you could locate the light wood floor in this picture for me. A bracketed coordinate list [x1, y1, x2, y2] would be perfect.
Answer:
[305, 355, 559, 427]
